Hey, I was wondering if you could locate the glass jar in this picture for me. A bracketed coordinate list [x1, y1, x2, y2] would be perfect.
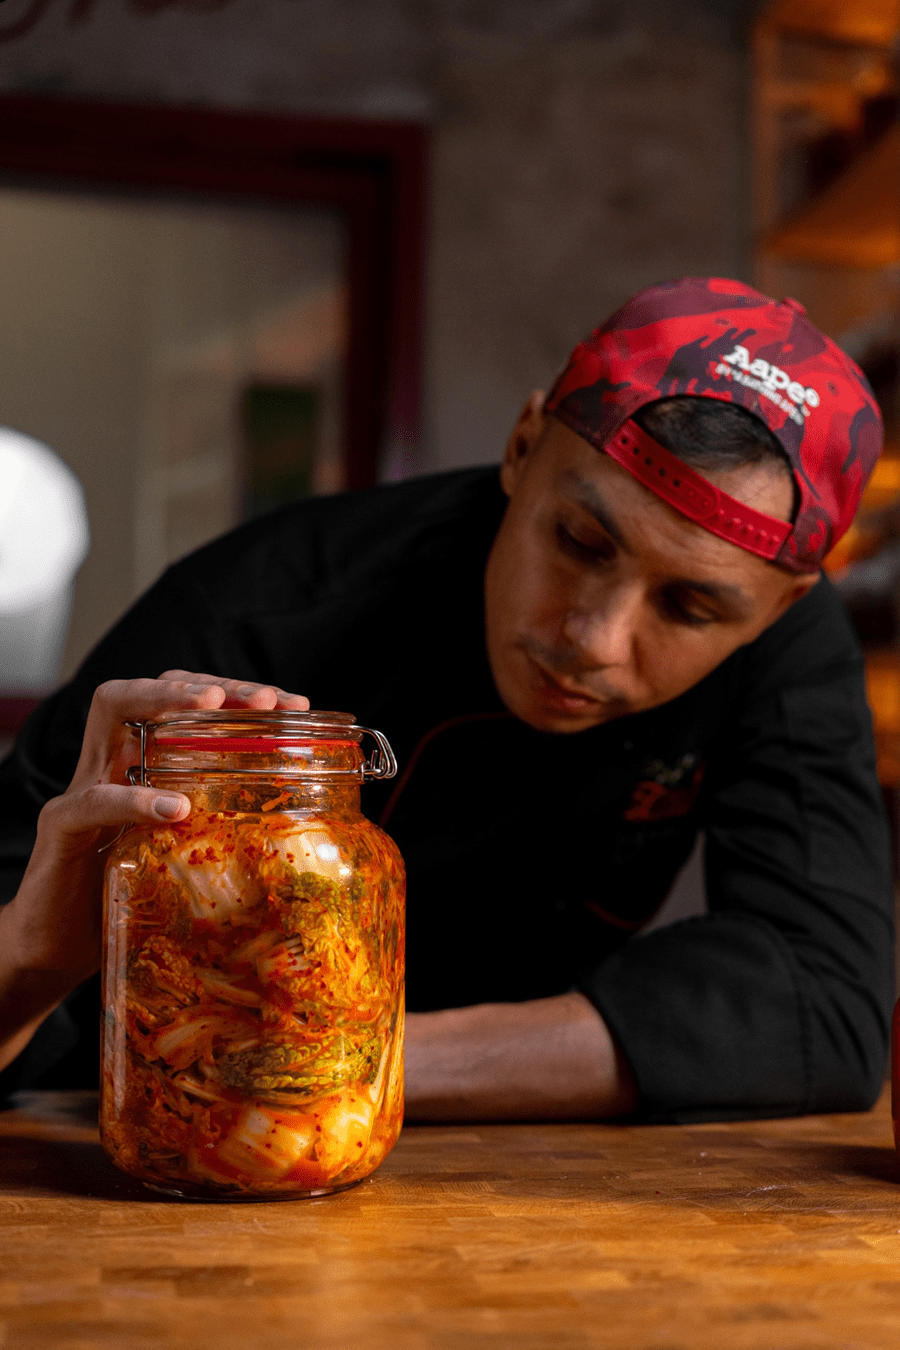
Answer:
[100, 709, 404, 1200]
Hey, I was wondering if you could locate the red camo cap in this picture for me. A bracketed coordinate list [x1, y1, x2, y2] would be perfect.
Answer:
[544, 276, 883, 573]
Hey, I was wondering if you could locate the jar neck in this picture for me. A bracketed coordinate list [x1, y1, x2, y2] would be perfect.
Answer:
[145, 773, 362, 817]
[131, 713, 379, 817]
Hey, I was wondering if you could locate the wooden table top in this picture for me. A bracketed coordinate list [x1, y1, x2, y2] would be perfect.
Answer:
[3, 1090, 900, 1349]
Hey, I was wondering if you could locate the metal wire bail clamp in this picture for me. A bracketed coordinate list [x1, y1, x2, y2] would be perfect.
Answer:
[357, 725, 398, 780]
[121, 718, 397, 785]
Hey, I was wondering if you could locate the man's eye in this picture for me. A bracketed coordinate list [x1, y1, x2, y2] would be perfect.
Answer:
[554, 522, 613, 561]
[661, 590, 715, 627]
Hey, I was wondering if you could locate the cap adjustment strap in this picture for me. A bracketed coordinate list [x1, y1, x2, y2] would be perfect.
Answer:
[605, 420, 792, 562]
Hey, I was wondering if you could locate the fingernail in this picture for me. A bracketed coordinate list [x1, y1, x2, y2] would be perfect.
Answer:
[185, 684, 211, 694]
[154, 795, 187, 819]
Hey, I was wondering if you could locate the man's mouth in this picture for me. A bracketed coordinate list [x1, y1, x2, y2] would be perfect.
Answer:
[528, 657, 605, 714]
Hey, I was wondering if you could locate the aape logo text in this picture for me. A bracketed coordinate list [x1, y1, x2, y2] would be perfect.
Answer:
[716, 345, 820, 427]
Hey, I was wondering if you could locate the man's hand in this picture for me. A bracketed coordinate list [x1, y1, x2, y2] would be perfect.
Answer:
[403, 991, 639, 1121]
[0, 671, 308, 1071]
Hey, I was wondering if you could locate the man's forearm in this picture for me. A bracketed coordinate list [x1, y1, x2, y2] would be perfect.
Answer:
[403, 990, 638, 1121]
[0, 903, 81, 1073]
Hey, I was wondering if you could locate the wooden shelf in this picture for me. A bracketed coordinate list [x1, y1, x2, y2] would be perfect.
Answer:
[755, 2, 900, 798]
[864, 650, 900, 785]
[761, 124, 900, 267]
[758, 0, 899, 48]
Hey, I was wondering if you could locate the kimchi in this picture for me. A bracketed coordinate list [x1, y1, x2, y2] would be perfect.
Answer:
[100, 712, 404, 1199]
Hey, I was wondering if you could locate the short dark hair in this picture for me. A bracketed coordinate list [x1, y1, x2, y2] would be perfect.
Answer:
[633, 396, 799, 520]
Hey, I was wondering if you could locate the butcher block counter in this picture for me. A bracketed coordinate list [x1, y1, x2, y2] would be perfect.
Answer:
[2, 1089, 900, 1349]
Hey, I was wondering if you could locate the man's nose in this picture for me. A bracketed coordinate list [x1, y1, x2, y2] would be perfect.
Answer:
[561, 585, 641, 669]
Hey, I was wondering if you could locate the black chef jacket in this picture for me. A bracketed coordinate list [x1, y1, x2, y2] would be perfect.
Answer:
[0, 467, 893, 1122]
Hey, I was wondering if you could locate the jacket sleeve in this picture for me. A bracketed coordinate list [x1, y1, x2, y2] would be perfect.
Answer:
[578, 582, 895, 1122]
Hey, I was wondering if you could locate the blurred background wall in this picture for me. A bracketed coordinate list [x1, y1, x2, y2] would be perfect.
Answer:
[0, 0, 749, 474]
[0, 0, 751, 675]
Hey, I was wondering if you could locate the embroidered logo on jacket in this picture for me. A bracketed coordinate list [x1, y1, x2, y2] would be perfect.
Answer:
[623, 753, 705, 822]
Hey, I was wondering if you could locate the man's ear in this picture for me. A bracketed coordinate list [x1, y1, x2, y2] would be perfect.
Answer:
[499, 390, 547, 498]
[773, 571, 819, 620]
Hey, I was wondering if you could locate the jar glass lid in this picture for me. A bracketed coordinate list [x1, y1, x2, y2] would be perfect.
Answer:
[126, 710, 398, 783]
[150, 709, 360, 743]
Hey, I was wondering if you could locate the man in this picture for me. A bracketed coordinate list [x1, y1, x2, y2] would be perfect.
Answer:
[0, 276, 892, 1123]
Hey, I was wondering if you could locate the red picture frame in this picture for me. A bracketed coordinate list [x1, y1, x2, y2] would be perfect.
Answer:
[0, 93, 427, 491]
[0, 94, 428, 735]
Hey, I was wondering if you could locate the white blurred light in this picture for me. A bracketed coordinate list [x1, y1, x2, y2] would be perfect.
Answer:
[0, 429, 89, 691]
[0, 429, 89, 612]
